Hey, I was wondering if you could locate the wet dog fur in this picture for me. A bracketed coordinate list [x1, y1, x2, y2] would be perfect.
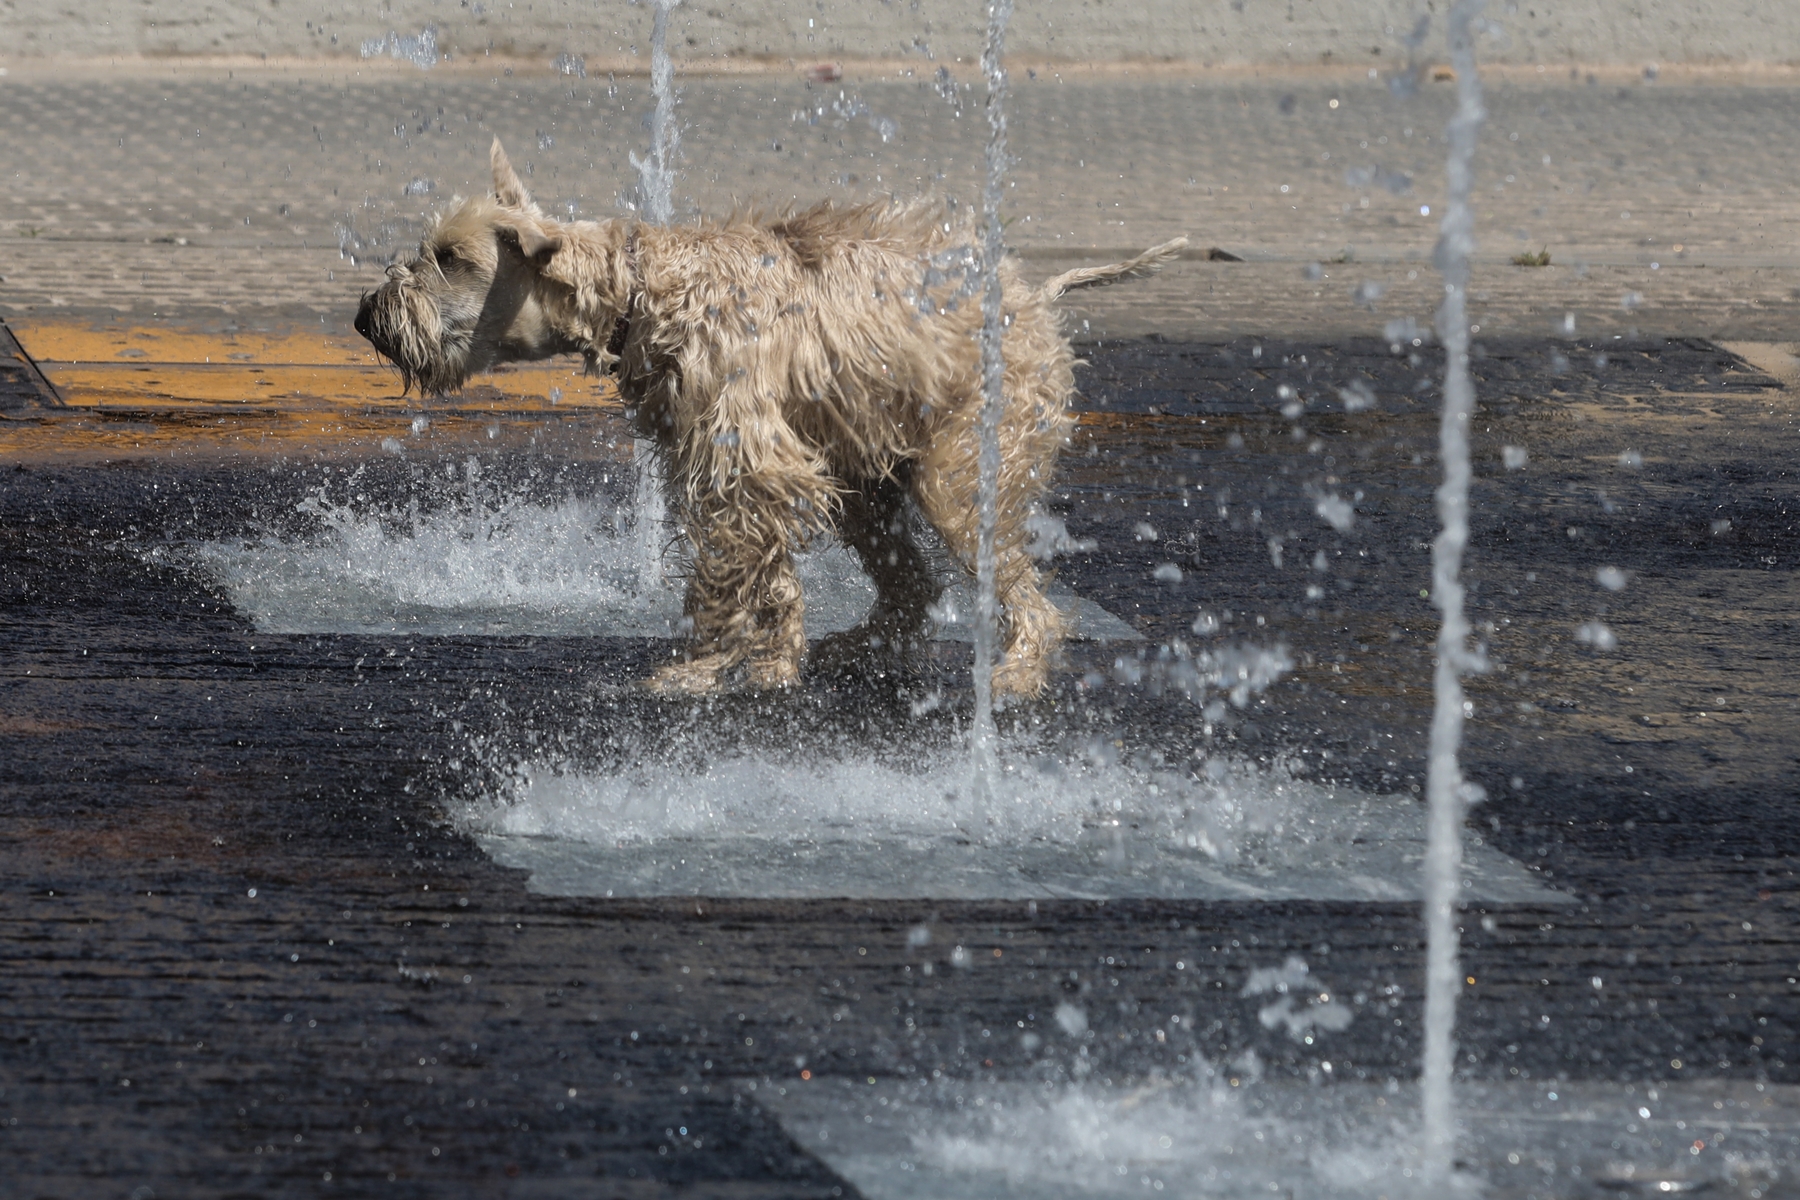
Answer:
[355, 139, 1185, 696]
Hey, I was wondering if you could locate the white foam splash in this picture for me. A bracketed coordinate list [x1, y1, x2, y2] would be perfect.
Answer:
[774, 1072, 1454, 1200]
[472, 747, 1259, 846]
[454, 746, 1562, 902]
[184, 485, 1136, 641]
[189, 490, 670, 637]
[770, 1074, 1797, 1200]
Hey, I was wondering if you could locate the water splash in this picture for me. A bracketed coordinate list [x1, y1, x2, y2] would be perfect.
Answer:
[772, 1075, 1792, 1199]
[180, 473, 1135, 642]
[970, 0, 1015, 815]
[1422, 0, 1491, 1181]
[186, 474, 667, 636]
[334, 198, 418, 266]
[628, 0, 683, 225]
[360, 27, 440, 69]
[455, 744, 1560, 902]
[475, 746, 1300, 849]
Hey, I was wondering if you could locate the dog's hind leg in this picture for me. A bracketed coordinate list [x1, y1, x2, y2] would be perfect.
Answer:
[845, 472, 941, 644]
[811, 471, 941, 671]
[983, 540, 1066, 699]
[918, 503, 1064, 697]
[913, 383, 1070, 698]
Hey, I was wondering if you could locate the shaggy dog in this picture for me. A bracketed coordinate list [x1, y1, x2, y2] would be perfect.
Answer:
[356, 139, 1184, 696]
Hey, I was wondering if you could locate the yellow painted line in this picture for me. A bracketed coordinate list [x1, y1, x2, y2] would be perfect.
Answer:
[8, 319, 617, 411]
[0, 409, 613, 463]
[45, 363, 405, 407]
[42, 363, 615, 410]
[12, 320, 378, 367]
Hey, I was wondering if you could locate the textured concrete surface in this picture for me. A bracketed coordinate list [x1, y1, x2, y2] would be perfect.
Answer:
[2, 63, 1798, 342]
[3, 0, 1800, 67]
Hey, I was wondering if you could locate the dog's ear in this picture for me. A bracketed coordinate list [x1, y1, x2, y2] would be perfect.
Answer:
[495, 214, 562, 264]
[490, 137, 541, 214]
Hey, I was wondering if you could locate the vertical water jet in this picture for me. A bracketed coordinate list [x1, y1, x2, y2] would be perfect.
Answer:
[1422, 0, 1489, 1182]
[632, 438, 668, 590]
[631, 0, 683, 226]
[628, 1, 682, 593]
[970, 0, 1014, 815]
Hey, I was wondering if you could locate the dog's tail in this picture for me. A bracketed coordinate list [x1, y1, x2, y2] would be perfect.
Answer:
[1038, 236, 1190, 302]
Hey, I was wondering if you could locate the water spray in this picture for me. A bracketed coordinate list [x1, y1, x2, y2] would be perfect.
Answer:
[630, 0, 683, 226]
[629, 0, 683, 581]
[1422, 0, 1490, 1182]
[970, 0, 1015, 817]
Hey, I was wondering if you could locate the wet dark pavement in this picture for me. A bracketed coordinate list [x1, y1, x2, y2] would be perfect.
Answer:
[2, 335, 1798, 1197]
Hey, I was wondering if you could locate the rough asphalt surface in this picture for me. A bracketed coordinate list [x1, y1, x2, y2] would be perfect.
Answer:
[3, 332, 1797, 1197]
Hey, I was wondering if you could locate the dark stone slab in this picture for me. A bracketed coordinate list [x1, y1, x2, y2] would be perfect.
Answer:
[1070, 334, 1781, 417]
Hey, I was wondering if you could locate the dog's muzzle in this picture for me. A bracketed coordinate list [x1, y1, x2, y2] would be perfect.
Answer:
[354, 291, 404, 368]
[353, 294, 376, 343]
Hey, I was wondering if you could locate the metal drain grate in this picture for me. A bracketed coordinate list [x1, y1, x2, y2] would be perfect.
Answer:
[0, 319, 64, 410]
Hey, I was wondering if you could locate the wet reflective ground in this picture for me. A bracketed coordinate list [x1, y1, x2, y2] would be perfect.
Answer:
[3, 331, 1796, 1196]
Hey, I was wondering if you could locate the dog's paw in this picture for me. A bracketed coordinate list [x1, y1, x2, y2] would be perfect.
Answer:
[991, 655, 1050, 699]
[646, 656, 730, 696]
[745, 656, 802, 690]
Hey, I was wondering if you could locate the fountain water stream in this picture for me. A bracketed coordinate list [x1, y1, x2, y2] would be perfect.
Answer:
[626, 1, 682, 591]
[970, 0, 1015, 817]
[630, 438, 668, 588]
[629, 0, 683, 226]
[1421, 0, 1490, 1183]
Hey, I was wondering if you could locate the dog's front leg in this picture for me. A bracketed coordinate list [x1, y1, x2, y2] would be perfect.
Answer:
[648, 496, 808, 694]
[644, 351, 835, 695]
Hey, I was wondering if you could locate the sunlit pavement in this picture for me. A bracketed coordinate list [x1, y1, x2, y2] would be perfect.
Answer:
[2, 61, 1799, 1198]
[3, 60, 1800, 337]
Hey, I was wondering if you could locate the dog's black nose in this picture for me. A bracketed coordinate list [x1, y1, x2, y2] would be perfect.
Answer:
[353, 296, 373, 340]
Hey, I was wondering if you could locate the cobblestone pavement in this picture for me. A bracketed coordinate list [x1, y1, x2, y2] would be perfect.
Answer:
[2, 62, 1798, 338]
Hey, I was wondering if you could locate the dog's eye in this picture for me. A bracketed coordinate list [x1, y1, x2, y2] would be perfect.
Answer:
[433, 246, 457, 269]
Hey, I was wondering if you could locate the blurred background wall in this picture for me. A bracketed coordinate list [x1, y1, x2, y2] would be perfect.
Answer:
[2, 0, 1797, 66]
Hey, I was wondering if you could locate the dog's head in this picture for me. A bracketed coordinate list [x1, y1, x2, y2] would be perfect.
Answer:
[354, 139, 582, 395]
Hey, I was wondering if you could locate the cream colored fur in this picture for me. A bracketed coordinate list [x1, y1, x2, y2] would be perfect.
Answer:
[355, 138, 1186, 696]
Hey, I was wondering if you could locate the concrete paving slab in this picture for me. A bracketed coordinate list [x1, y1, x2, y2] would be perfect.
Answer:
[9, 0, 1800, 67]
[3, 64, 1799, 337]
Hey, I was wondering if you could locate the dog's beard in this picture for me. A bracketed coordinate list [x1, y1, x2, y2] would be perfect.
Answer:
[362, 282, 473, 396]
[406, 338, 475, 397]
